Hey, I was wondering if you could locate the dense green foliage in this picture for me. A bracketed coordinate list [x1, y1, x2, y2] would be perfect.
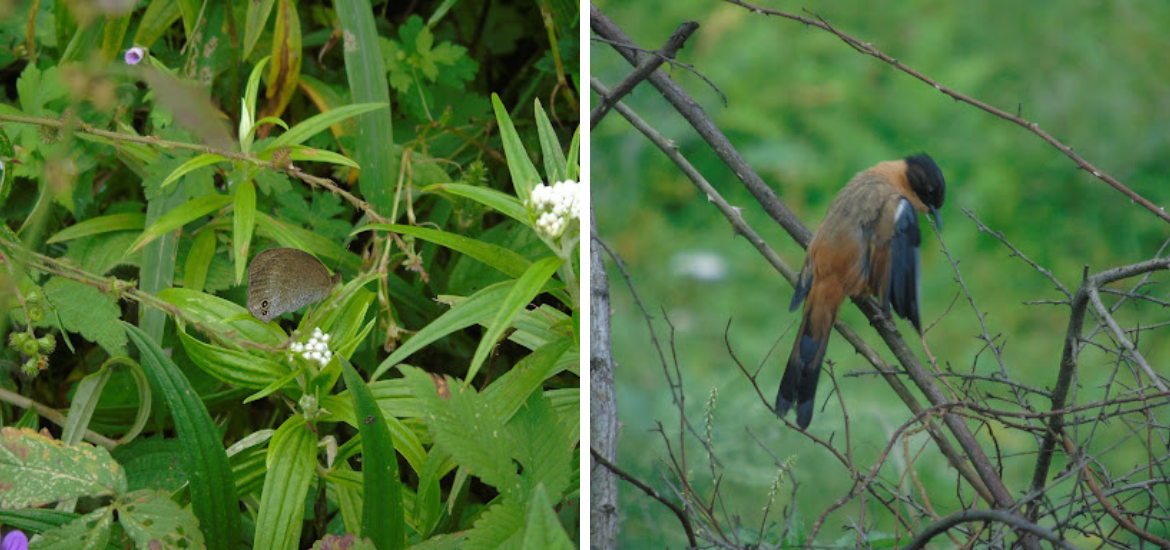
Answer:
[0, 1, 580, 548]
[594, 1, 1170, 547]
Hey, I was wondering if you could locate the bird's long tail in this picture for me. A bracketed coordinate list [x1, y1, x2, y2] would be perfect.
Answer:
[775, 296, 838, 429]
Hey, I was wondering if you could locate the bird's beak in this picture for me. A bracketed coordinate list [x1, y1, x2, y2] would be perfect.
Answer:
[929, 206, 942, 232]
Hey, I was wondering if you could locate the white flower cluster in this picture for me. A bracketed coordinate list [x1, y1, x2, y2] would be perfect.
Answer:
[290, 327, 333, 367]
[529, 180, 580, 238]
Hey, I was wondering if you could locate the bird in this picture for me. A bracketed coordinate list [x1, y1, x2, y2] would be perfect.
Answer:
[776, 154, 945, 430]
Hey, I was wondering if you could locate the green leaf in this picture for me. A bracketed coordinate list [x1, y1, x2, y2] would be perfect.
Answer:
[533, 100, 567, 184]
[254, 211, 363, 273]
[175, 0, 199, 36]
[277, 146, 360, 168]
[334, 0, 397, 216]
[33, 506, 114, 550]
[159, 153, 227, 190]
[370, 280, 512, 380]
[38, 277, 126, 356]
[492, 94, 542, 204]
[178, 328, 291, 390]
[241, 57, 271, 152]
[65, 232, 139, 276]
[243, 0, 277, 60]
[157, 287, 287, 346]
[128, 193, 232, 253]
[340, 358, 405, 549]
[233, 179, 257, 285]
[0, 427, 126, 508]
[123, 323, 241, 550]
[133, 0, 181, 48]
[265, 0, 303, 120]
[508, 392, 574, 503]
[46, 213, 146, 244]
[63, 357, 150, 448]
[138, 178, 188, 343]
[422, 183, 527, 224]
[565, 126, 579, 182]
[100, 14, 131, 64]
[254, 416, 316, 550]
[118, 489, 205, 548]
[520, 484, 573, 550]
[465, 498, 524, 550]
[184, 229, 217, 292]
[404, 367, 517, 496]
[467, 256, 563, 384]
[267, 102, 388, 151]
[482, 338, 573, 422]
[356, 224, 531, 279]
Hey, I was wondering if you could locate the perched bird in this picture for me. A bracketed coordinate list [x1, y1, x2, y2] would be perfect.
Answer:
[776, 154, 945, 429]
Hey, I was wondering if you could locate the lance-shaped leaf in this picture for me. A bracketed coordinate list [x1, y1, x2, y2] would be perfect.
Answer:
[340, 358, 405, 548]
[262, 0, 302, 122]
[466, 256, 563, 384]
[128, 193, 232, 253]
[123, 323, 240, 550]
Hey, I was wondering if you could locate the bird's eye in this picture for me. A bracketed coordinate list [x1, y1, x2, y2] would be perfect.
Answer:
[261, 300, 269, 308]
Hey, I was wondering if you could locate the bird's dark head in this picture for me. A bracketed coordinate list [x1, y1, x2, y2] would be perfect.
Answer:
[905, 153, 945, 229]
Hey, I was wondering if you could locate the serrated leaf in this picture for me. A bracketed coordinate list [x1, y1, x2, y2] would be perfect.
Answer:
[65, 232, 140, 275]
[520, 484, 573, 550]
[464, 498, 524, 550]
[38, 277, 126, 356]
[33, 506, 114, 550]
[254, 416, 316, 550]
[47, 213, 146, 244]
[118, 489, 205, 548]
[0, 427, 127, 509]
[404, 367, 517, 495]
[508, 392, 574, 503]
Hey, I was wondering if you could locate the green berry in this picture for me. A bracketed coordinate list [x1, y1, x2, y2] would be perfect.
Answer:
[21, 337, 39, 356]
[27, 304, 44, 323]
[37, 334, 56, 354]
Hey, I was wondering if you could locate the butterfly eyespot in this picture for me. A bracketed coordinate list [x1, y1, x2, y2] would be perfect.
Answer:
[261, 300, 269, 308]
[260, 309, 268, 316]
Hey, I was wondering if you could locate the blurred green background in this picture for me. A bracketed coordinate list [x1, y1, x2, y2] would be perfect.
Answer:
[592, 1, 1170, 547]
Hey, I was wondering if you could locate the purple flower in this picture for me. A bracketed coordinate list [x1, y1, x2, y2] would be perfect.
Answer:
[124, 47, 145, 65]
[1, 531, 28, 550]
